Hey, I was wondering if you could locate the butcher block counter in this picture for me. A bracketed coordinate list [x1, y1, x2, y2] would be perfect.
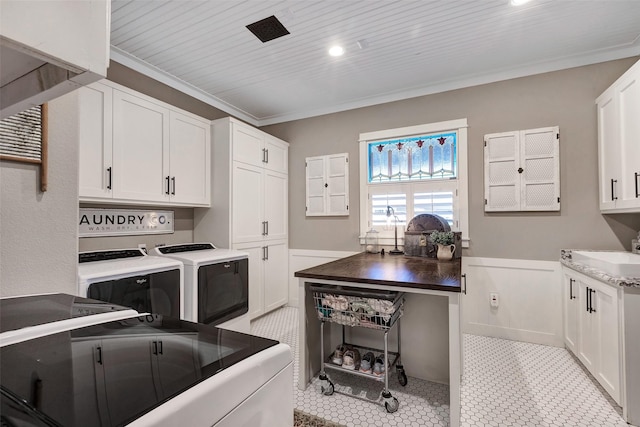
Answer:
[295, 252, 463, 426]
[295, 251, 462, 292]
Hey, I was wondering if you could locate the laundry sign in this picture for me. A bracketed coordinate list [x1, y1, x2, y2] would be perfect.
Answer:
[79, 209, 174, 237]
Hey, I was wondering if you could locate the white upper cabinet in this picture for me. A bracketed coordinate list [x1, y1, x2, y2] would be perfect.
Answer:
[168, 112, 211, 206]
[78, 80, 211, 207]
[597, 59, 640, 213]
[305, 153, 349, 216]
[78, 83, 113, 199]
[112, 90, 170, 203]
[232, 121, 288, 174]
[484, 126, 560, 212]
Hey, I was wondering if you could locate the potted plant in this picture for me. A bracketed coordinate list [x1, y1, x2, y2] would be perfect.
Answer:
[429, 231, 456, 261]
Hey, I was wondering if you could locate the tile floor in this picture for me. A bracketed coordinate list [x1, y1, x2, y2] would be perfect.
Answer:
[251, 306, 631, 427]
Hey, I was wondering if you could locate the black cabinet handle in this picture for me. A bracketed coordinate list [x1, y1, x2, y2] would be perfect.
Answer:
[165, 176, 170, 195]
[590, 289, 596, 313]
[635, 172, 639, 198]
[586, 287, 590, 312]
[152, 341, 158, 355]
[569, 278, 575, 300]
[462, 273, 467, 295]
[265, 221, 268, 236]
[262, 148, 267, 163]
[158, 340, 163, 355]
[106, 167, 112, 190]
[262, 221, 267, 236]
[171, 177, 176, 195]
[96, 346, 103, 365]
[262, 246, 267, 261]
[611, 179, 618, 201]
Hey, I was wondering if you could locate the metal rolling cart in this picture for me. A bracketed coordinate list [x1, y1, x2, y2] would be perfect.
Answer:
[310, 284, 407, 413]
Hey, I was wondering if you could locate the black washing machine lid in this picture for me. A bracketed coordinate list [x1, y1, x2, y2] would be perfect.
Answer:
[0, 315, 278, 427]
[0, 294, 133, 334]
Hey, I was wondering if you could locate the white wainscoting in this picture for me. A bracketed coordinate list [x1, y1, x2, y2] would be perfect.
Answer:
[462, 257, 563, 347]
[288, 249, 359, 307]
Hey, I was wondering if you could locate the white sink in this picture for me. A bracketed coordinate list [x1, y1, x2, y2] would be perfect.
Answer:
[572, 251, 640, 278]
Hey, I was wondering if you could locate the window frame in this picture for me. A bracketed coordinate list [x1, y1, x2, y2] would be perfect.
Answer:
[359, 118, 469, 247]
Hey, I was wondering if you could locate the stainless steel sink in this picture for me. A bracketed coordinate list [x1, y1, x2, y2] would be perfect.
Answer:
[572, 251, 640, 278]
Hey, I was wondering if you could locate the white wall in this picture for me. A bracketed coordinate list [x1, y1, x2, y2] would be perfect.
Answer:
[462, 257, 563, 347]
[0, 92, 80, 297]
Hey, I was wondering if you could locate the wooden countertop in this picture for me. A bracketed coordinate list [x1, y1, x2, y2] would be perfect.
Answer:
[294, 252, 462, 293]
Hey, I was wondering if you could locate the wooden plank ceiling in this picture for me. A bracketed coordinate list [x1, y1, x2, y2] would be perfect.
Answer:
[110, 0, 640, 125]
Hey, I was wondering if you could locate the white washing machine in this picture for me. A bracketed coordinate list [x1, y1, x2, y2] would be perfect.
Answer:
[0, 293, 293, 427]
[77, 248, 185, 319]
[153, 243, 250, 333]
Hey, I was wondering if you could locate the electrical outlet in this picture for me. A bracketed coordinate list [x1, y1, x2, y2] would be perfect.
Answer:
[490, 292, 499, 308]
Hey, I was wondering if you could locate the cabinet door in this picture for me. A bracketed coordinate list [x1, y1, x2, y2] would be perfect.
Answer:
[264, 135, 288, 174]
[263, 240, 288, 313]
[484, 131, 520, 211]
[233, 242, 265, 320]
[326, 153, 349, 215]
[520, 127, 559, 211]
[169, 112, 211, 206]
[264, 170, 288, 241]
[78, 83, 113, 199]
[563, 272, 579, 354]
[597, 87, 621, 211]
[113, 91, 170, 203]
[232, 122, 264, 167]
[578, 280, 598, 373]
[592, 280, 621, 404]
[306, 156, 326, 215]
[617, 70, 640, 208]
[232, 162, 264, 243]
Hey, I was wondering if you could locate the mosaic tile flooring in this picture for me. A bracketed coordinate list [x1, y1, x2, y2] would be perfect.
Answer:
[251, 306, 631, 427]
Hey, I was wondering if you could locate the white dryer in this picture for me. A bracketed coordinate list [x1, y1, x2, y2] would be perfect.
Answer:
[153, 243, 250, 333]
[78, 248, 184, 319]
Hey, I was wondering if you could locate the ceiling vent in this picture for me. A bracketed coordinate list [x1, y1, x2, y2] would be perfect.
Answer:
[246, 15, 290, 43]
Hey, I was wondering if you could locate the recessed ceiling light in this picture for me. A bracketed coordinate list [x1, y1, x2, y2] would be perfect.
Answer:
[328, 45, 344, 57]
[510, 0, 531, 5]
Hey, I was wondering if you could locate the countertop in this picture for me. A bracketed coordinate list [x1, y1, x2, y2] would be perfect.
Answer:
[294, 252, 462, 292]
[560, 249, 640, 288]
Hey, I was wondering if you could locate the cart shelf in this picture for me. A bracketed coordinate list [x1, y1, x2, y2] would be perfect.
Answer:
[310, 283, 407, 413]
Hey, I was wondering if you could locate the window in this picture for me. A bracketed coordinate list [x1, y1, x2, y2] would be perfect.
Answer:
[359, 119, 469, 247]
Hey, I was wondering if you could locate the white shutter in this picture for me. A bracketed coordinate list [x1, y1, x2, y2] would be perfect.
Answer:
[484, 127, 560, 212]
[327, 153, 349, 215]
[520, 126, 560, 211]
[306, 156, 326, 215]
[305, 153, 349, 216]
[484, 131, 520, 212]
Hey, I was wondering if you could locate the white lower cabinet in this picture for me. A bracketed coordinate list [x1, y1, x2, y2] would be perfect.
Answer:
[563, 267, 621, 404]
[235, 240, 288, 320]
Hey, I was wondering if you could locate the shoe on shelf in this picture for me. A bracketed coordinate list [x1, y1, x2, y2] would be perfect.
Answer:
[332, 344, 348, 365]
[373, 353, 387, 376]
[359, 352, 375, 374]
[342, 348, 361, 370]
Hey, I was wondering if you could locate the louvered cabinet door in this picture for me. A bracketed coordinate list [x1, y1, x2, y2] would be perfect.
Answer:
[306, 156, 326, 215]
[520, 127, 560, 211]
[484, 131, 520, 211]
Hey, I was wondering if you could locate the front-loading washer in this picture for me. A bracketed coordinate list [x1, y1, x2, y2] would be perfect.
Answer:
[153, 243, 250, 333]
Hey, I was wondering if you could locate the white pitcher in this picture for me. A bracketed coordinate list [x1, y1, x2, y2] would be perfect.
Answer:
[436, 243, 456, 261]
